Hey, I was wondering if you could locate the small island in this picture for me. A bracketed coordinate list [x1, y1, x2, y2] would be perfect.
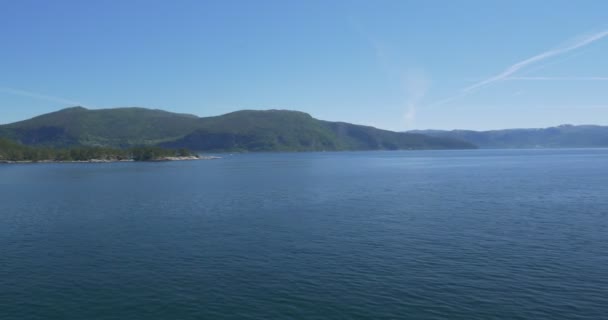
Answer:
[0, 138, 218, 164]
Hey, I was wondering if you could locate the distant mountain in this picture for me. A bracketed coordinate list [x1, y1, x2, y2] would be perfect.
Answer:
[0, 107, 475, 151]
[411, 125, 608, 148]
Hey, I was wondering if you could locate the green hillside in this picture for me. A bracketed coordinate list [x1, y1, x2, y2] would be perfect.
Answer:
[163, 110, 341, 151]
[324, 121, 474, 151]
[1, 107, 200, 147]
[0, 107, 476, 151]
[163, 110, 476, 151]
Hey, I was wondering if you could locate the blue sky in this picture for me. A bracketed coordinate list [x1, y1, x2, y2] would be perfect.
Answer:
[1, 0, 607, 130]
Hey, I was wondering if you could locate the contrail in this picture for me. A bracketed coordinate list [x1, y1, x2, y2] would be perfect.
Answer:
[0, 86, 86, 106]
[463, 29, 608, 92]
[462, 30, 608, 92]
[427, 29, 608, 108]
[507, 76, 608, 81]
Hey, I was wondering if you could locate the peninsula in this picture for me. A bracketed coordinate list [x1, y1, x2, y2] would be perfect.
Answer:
[0, 138, 216, 163]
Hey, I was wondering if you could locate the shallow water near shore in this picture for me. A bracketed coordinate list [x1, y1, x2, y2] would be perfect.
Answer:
[1, 149, 607, 319]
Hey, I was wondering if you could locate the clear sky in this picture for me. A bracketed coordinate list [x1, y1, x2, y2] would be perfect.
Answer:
[1, 0, 607, 130]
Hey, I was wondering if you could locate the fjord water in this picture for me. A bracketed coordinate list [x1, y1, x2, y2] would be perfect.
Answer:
[1, 150, 607, 320]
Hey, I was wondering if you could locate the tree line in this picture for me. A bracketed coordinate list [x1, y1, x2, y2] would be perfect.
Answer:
[0, 138, 194, 162]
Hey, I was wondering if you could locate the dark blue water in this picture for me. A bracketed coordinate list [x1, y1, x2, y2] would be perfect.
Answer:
[1, 149, 607, 319]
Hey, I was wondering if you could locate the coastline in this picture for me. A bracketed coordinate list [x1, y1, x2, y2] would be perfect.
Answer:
[0, 155, 220, 164]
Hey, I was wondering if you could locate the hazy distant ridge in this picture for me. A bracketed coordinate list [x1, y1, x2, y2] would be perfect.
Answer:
[411, 125, 608, 148]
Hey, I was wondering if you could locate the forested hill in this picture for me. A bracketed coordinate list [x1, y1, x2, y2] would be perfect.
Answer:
[0, 107, 475, 151]
[411, 125, 608, 149]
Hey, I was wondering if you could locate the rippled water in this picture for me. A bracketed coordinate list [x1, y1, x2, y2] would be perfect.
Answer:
[1, 149, 607, 319]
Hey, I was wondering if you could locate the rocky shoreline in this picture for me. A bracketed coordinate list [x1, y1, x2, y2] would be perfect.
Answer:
[0, 155, 220, 164]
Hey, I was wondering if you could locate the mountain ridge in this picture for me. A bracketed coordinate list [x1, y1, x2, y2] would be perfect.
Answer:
[0, 107, 476, 151]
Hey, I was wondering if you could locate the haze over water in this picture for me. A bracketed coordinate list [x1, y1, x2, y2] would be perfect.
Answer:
[2, 149, 607, 319]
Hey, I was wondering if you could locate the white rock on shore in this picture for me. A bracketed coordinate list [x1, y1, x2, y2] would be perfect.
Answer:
[153, 155, 221, 161]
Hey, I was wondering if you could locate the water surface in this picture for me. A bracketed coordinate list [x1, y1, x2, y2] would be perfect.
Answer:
[1, 149, 607, 319]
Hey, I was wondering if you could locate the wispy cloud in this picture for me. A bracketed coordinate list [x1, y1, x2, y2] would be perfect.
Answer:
[0, 86, 86, 106]
[463, 29, 608, 92]
[506, 76, 608, 81]
[403, 69, 430, 129]
[350, 18, 431, 129]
